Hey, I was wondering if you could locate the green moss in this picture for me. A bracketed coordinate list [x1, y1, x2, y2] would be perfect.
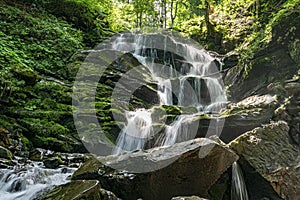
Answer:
[237, 0, 300, 77]
[32, 136, 73, 152]
[289, 39, 300, 66]
[0, 0, 114, 153]
[20, 118, 69, 138]
[20, 135, 33, 151]
[162, 105, 182, 115]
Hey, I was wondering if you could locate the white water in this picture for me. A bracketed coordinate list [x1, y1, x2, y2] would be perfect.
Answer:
[0, 160, 76, 200]
[111, 32, 227, 154]
[231, 162, 249, 200]
[113, 108, 153, 154]
[158, 114, 196, 146]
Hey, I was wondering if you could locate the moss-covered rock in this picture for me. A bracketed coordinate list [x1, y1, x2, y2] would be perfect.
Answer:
[35, 180, 119, 200]
[0, 146, 13, 160]
[43, 157, 63, 169]
[72, 157, 102, 180]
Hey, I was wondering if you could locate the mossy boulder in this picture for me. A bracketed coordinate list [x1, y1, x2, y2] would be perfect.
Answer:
[43, 157, 63, 169]
[35, 180, 119, 200]
[72, 157, 102, 180]
[0, 146, 13, 160]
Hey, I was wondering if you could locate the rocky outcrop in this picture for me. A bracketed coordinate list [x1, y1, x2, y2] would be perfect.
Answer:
[72, 138, 238, 200]
[229, 121, 300, 200]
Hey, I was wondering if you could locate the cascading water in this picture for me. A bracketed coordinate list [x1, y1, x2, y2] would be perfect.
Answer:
[231, 161, 249, 200]
[0, 158, 76, 200]
[111, 32, 227, 154]
[113, 108, 153, 154]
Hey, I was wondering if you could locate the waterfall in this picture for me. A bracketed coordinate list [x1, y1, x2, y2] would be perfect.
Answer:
[111, 32, 227, 154]
[0, 159, 76, 200]
[231, 162, 249, 200]
[113, 108, 153, 154]
[157, 114, 197, 146]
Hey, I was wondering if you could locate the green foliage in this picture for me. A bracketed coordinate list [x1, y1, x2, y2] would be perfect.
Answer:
[0, 2, 83, 74]
[16, 0, 113, 46]
[0, 0, 110, 152]
[236, 0, 300, 77]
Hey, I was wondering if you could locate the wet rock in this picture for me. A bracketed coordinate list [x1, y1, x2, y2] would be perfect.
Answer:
[0, 145, 12, 160]
[229, 121, 300, 200]
[43, 157, 63, 169]
[29, 148, 45, 161]
[72, 138, 238, 200]
[0, 158, 13, 168]
[35, 180, 119, 200]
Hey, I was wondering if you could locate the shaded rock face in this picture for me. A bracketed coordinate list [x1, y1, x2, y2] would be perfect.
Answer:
[229, 121, 300, 200]
[225, 12, 300, 102]
[35, 180, 119, 200]
[72, 138, 238, 200]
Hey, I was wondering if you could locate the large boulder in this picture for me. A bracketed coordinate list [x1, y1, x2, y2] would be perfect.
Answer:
[229, 121, 300, 199]
[72, 138, 238, 200]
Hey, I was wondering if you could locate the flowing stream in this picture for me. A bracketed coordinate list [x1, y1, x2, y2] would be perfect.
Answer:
[111, 32, 228, 154]
[231, 161, 249, 200]
[0, 157, 76, 200]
